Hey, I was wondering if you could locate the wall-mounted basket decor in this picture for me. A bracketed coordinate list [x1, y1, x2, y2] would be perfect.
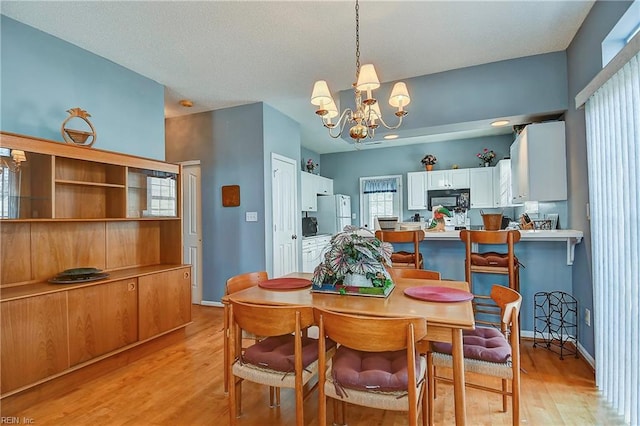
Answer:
[61, 107, 97, 147]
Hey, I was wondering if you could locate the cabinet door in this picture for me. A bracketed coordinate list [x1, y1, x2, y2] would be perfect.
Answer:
[427, 171, 448, 190]
[138, 267, 192, 340]
[301, 239, 315, 273]
[301, 172, 317, 211]
[407, 172, 428, 209]
[67, 279, 138, 365]
[316, 176, 334, 196]
[449, 169, 470, 189]
[1, 293, 69, 393]
[510, 132, 528, 202]
[470, 168, 494, 209]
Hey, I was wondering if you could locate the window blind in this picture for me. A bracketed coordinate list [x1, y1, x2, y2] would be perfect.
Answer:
[585, 51, 639, 425]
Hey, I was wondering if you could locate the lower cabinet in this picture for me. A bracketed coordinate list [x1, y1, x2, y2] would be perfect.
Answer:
[138, 267, 192, 341]
[68, 279, 138, 365]
[302, 236, 331, 273]
[1, 293, 69, 394]
[0, 266, 192, 396]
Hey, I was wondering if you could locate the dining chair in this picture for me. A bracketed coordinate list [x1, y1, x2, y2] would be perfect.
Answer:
[223, 271, 269, 393]
[388, 267, 441, 280]
[427, 284, 522, 425]
[313, 307, 428, 426]
[375, 229, 425, 269]
[228, 300, 331, 426]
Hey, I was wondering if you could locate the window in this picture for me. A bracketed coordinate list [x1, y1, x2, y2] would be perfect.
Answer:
[601, 0, 639, 66]
[359, 175, 402, 229]
[146, 175, 177, 217]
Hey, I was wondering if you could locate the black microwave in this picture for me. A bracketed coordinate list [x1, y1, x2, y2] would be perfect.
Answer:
[427, 189, 470, 210]
[302, 217, 318, 237]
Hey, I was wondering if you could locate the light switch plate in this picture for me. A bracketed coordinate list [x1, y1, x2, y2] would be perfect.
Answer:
[246, 211, 258, 222]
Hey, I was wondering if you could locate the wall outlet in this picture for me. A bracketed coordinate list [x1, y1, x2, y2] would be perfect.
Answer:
[585, 308, 591, 327]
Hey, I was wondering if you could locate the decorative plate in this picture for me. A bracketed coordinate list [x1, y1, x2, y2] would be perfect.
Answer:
[57, 267, 103, 277]
[49, 272, 110, 284]
[404, 286, 474, 303]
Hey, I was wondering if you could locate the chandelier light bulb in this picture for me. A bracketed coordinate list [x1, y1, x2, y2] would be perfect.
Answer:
[311, 80, 334, 109]
[389, 82, 411, 115]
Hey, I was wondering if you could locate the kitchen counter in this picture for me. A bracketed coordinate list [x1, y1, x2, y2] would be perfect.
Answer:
[419, 229, 583, 265]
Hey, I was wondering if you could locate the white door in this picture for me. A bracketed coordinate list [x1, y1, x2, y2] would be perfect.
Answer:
[181, 162, 203, 304]
[272, 154, 299, 277]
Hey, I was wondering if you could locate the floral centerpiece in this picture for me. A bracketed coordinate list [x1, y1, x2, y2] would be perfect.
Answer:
[477, 148, 496, 166]
[306, 158, 318, 174]
[311, 226, 395, 296]
[421, 154, 437, 171]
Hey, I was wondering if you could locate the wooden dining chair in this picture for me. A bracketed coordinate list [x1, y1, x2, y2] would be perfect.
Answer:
[228, 300, 331, 426]
[313, 307, 428, 426]
[388, 267, 441, 281]
[427, 285, 522, 425]
[223, 271, 269, 393]
[375, 230, 425, 269]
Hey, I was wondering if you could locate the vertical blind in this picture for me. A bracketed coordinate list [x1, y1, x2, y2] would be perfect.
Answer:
[585, 51, 639, 425]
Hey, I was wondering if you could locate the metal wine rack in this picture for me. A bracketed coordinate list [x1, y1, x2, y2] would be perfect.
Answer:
[533, 291, 579, 359]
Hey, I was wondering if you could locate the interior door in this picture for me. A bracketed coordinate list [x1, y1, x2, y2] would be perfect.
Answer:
[271, 154, 298, 277]
[181, 162, 203, 304]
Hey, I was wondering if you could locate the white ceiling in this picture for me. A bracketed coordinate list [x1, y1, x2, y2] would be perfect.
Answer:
[1, 1, 594, 154]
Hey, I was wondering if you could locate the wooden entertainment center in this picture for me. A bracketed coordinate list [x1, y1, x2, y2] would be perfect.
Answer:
[0, 132, 191, 400]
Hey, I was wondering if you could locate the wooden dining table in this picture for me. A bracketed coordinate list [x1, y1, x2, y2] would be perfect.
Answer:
[223, 272, 475, 425]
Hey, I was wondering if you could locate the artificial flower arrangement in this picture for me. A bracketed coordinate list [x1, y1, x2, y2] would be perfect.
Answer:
[311, 226, 395, 296]
[477, 148, 496, 166]
[306, 158, 318, 173]
[421, 154, 437, 166]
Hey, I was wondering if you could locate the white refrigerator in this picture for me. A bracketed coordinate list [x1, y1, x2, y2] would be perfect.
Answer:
[317, 194, 351, 235]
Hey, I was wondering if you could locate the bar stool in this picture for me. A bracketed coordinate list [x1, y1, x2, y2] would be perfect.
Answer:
[459, 230, 521, 327]
[375, 230, 425, 269]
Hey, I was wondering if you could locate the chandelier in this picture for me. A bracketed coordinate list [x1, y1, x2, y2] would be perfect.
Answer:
[310, 0, 410, 142]
[0, 149, 27, 174]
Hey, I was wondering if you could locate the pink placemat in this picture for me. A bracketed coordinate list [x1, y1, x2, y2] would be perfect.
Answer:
[404, 286, 474, 303]
[258, 278, 312, 290]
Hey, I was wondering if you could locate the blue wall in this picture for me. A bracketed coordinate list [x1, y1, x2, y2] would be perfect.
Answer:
[564, 0, 634, 356]
[166, 102, 301, 303]
[0, 16, 165, 159]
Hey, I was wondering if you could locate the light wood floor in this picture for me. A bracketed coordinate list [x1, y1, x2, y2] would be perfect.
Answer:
[3, 305, 625, 425]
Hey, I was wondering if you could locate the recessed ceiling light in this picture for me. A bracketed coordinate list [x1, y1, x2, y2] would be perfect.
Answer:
[384, 134, 399, 140]
[491, 120, 510, 127]
[179, 99, 193, 108]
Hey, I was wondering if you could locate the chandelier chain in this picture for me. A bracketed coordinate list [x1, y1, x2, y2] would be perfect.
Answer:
[355, 0, 360, 82]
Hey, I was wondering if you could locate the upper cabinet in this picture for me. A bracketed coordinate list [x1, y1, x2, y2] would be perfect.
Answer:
[510, 122, 567, 203]
[469, 167, 494, 209]
[407, 171, 428, 210]
[427, 169, 470, 190]
[301, 172, 334, 211]
[0, 132, 178, 220]
[493, 159, 518, 207]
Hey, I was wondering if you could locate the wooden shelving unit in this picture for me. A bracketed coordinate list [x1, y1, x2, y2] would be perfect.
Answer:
[0, 131, 191, 398]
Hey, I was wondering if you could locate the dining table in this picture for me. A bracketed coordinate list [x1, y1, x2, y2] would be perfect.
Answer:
[223, 272, 475, 425]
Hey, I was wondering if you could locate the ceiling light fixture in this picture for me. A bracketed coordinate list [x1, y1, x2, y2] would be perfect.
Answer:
[384, 134, 399, 140]
[491, 120, 510, 127]
[310, 0, 410, 144]
[179, 100, 193, 108]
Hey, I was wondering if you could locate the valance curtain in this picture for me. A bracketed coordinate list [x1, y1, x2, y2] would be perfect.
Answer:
[362, 178, 397, 194]
[585, 51, 639, 425]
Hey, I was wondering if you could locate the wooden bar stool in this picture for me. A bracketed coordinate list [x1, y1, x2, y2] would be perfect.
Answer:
[459, 230, 521, 328]
[375, 230, 425, 269]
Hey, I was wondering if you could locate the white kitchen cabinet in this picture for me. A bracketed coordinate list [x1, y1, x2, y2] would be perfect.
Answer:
[301, 235, 331, 273]
[470, 167, 494, 209]
[316, 175, 334, 196]
[428, 169, 470, 190]
[301, 172, 335, 211]
[301, 172, 317, 211]
[407, 171, 428, 210]
[510, 122, 567, 203]
[493, 159, 518, 207]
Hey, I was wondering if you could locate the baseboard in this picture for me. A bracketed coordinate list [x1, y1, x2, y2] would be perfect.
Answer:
[577, 342, 596, 369]
[200, 300, 223, 307]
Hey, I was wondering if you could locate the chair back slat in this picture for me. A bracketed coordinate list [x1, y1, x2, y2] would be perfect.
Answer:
[388, 267, 441, 280]
[313, 308, 427, 352]
[226, 271, 268, 295]
[231, 300, 314, 337]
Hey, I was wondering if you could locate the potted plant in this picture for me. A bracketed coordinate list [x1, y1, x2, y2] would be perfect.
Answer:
[421, 154, 437, 171]
[306, 158, 318, 174]
[476, 148, 496, 167]
[311, 226, 395, 296]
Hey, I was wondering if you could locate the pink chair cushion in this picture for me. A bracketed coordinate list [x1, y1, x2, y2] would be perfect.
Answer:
[432, 326, 511, 363]
[243, 334, 334, 372]
[330, 346, 421, 392]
